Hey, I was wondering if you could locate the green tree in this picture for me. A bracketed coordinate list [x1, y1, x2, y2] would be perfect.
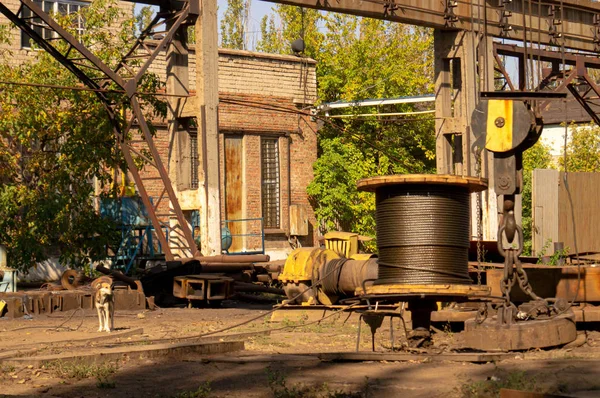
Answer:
[521, 140, 554, 255]
[559, 123, 600, 172]
[0, 0, 165, 271]
[256, 14, 282, 54]
[257, 10, 435, 243]
[220, 0, 249, 50]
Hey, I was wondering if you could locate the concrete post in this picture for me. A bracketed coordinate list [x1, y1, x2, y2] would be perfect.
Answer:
[195, 0, 222, 256]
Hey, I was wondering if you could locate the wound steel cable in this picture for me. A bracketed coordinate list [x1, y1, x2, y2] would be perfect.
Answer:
[374, 184, 472, 285]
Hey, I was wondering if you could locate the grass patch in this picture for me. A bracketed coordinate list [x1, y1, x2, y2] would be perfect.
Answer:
[48, 360, 118, 388]
[171, 381, 212, 398]
[0, 364, 16, 374]
[459, 371, 540, 398]
[266, 366, 373, 398]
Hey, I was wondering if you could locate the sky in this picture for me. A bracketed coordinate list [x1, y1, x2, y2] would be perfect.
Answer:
[217, 0, 276, 49]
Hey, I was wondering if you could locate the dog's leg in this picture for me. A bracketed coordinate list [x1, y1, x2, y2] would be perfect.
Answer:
[97, 306, 103, 332]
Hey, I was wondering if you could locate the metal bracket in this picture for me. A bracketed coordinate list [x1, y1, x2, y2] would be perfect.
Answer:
[443, 0, 458, 27]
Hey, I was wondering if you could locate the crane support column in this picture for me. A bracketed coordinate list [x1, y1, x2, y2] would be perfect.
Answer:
[434, 30, 498, 241]
[195, 0, 222, 256]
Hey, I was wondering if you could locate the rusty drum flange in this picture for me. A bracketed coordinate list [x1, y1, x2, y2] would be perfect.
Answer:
[463, 311, 577, 351]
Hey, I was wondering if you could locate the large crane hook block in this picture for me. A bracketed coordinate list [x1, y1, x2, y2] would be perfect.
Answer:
[472, 99, 536, 153]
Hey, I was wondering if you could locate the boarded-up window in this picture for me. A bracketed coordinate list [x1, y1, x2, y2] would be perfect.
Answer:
[190, 132, 198, 189]
[261, 137, 280, 229]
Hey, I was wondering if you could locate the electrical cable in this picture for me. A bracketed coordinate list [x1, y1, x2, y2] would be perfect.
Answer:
[182, 257, 364, 339]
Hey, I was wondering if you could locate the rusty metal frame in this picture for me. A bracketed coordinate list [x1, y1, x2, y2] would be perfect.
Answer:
[0, 0, 200, 260]
[566, 58, 600, 126]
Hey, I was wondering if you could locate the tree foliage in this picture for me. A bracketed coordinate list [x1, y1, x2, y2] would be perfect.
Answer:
[220, 0, 249, 50]
[252, 7, 435, 243]
[559, 123, 600, 172]
[521, 140, 554, 255]
[0, 0, 165, 271]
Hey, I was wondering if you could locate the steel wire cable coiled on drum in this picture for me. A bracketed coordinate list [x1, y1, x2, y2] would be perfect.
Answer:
[320, 258, 348, 296]
[374, 184, 472, 285]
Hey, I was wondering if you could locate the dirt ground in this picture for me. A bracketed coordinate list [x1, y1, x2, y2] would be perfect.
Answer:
[1, 300, 600, 398]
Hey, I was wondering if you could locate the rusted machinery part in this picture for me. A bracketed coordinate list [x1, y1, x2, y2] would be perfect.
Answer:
[463, 311, 577, 351]
[317, 258, 378, 305]
[357, 174, 485, 286]
[195, 254, 270, 264]
[233, 282, 285, 296]
[200, 263, 255, 273]
[60, 269, 85, 290]
[95, 265, 141, 290]
[254, 260, 285, 273]
[91, 276, 114, 290]
[281, 248, 378, 305]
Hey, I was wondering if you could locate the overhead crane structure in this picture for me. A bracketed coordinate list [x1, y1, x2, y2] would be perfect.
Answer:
[256, 0, 600, 241]
[3, 0, 600, 256]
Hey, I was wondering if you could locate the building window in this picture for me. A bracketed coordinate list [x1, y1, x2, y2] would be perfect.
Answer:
[21, 0, 87, 49]
[190, 132, 198, 189]
[261, 137, 280, 229]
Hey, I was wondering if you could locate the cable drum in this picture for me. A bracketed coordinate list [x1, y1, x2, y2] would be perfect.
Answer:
[369, 180, 476, 286]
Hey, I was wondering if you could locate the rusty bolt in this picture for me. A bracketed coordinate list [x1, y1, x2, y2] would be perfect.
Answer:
[495, 117, 506, 128]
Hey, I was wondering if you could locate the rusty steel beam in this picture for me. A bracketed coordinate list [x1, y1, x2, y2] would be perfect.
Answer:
[495, 43, 600, 69]
[260, 0, 600, 52]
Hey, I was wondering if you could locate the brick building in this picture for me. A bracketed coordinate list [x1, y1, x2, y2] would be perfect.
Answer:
[0, 0, 319, 264]
[147, 47, 319, 258]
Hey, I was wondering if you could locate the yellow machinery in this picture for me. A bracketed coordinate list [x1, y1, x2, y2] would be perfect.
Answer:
[279, 232, 377, 305]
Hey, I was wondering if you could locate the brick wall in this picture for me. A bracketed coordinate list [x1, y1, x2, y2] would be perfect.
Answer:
[0, 0, 132, 66]
[148, 48, 319, 252]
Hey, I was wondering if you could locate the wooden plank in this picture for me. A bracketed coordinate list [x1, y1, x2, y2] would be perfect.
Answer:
[360, 283, 491, 297]
[1, 341, 245, 367]
[196, 0, 222, 256]
[356, 174, 488, 193]
[224, 136, 244, 253]
[558, 172, 600, 253]
[532, 169, 559, 256]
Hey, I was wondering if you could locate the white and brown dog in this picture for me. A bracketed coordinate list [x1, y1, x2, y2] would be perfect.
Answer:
[95, 282, 114, 333]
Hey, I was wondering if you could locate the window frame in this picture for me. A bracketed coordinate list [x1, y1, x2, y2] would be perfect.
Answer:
[21, 0, 88, 49]
[260, 136, 281, 231]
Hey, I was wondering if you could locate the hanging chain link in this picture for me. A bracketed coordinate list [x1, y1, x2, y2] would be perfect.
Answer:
[497, 196, 545, 324]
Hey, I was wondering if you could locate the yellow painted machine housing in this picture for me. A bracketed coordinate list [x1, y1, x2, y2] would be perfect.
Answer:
[279, 248, 341, 284]
[324, 231, 360, 258]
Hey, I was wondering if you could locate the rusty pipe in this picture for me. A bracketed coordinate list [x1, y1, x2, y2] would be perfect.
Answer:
[319, 258, 379, 297]
[197, 254, 270, 263]
[95, 265, 139, 290]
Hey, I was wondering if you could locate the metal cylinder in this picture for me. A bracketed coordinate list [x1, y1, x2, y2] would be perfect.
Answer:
[357, 175, 487, 286]
[319, 258, 378, 296]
